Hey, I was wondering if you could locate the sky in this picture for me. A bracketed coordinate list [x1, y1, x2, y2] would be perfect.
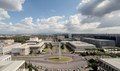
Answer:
[9, 0, 80, 23]
[0, 0, 120, 34]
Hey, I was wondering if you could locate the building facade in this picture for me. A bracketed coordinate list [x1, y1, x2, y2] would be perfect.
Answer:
[98, 58, 120, 71]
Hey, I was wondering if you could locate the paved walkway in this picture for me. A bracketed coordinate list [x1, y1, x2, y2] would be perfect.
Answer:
[13, 54, 88, 71]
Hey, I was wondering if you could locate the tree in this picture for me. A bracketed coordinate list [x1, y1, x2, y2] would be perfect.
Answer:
[49, 43, 53, 50]
[28, 64, 33, 71]
[28, 63, 38, 71]
[25, 62, 28, 68]
[61, 43, 64, 50]
[88, 59, 98, 71]
[45, 43, 48, 48]
[13, 36, 30, 43]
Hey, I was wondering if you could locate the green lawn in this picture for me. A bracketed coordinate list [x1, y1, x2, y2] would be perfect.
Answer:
[48, 56, 73, 63]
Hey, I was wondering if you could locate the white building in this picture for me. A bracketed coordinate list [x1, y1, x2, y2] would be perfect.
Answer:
[27, 41, 45, 53]
[0, 39, 15, 54]
[0, 55, 11, 61]
[0, 61, 25, 71]
[0, 43, 19, 54]
[0, 55, 26, 71]
[103, 47, 120, 54]
[68, 41, 96, 52]
[28, 37, 42, 42]
[0, 39, 14, 44]
[11, 43, 30, 55]
[99, 58, 120, 71]
[26, 37, 45, 53]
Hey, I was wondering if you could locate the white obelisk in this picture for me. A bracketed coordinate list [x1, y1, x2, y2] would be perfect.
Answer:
[59, 42, 62, 59]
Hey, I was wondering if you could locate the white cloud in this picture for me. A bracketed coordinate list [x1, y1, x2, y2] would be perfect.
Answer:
[76, 0, 120, 34]
[21, 17, 33, 25]
[0, 16, 67, 34]
[0, 8, 10, 20]
[1, 0, 120, 34]
[99, 10, 120, 27]
[0, 14, 101, 34]
[65, 14, 100, 33]
[78, 0, 120, 16]
[0, 0, 25, 11]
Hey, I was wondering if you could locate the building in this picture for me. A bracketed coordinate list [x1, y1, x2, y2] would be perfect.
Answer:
[66, 41, 96, 53]
[0, 55, 26, 71]
[57, 35, 65, 40]
[0, 39, 15, 54]
[0, 55, 11, 61]
[0, 43, 20, 54]
[70, 41, 96, 53]
[103, 47, 120, 54]
[11, 43, 30, 55]
[27, 37, 45, 53]
[0, 39, 14, 44]
[81, 38, 115, 48]
[98, 58, 120, 71]
[0, 61, 25, 71]
[28, 37, 42, 42]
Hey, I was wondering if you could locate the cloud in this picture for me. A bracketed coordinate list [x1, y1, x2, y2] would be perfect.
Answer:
[99, 10, 120, 27]
[0, 0, 25, 11]
[1, 0, 120, 34]
[81, 10, 120, 28]
[0, 16, 66, 34]
[77, 0, 120, 16]
[76, 0, 120, 34]
[64, 14, 100, 33]
[0, 14, 101, 34]
[0, 8, 10, 20]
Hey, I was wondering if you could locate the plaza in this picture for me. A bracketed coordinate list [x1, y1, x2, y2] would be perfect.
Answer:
[13, 40, 88, 71]
[24, 54, 87, 71]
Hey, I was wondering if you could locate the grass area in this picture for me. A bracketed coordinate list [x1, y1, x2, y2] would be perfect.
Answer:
[48, 56, 73, 63]
[43, 48, 50, 52]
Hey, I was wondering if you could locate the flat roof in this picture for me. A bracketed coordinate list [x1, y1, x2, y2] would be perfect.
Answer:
[69, 41, 95, 47]
[100, 58, 120, 70]
[0, 60, 25, 71]
[84, 38, 115, 42]
[12, 43, 29, 49]
[0, 55, 11, 61]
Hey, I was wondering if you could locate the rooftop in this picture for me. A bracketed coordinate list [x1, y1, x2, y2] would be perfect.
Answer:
[69, 41, 95, 47]
[0, 55, 11, 61]
[12, 43, 29, 49]
[100, 58, 120, 70]
[0, 60, 25, 71]
[84, 38, 115, 42]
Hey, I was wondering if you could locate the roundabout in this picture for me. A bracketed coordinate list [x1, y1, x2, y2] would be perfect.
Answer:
[48, 55, 73, 63]
[29, 54, 87, 71]
[28, 41, 88, 71]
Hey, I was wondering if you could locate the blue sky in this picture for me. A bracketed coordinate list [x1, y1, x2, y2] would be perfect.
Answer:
[0, 0, 120, 34]
[9, 0, 80, 23]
